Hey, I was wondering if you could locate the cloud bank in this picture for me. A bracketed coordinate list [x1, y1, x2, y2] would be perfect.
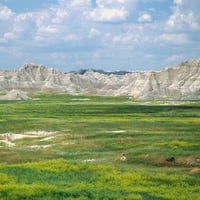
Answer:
[0, 0, 199, 71]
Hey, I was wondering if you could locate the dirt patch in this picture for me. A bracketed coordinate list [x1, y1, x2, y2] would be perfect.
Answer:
[25, 131, 57, 136]
[0, 151, 10, 155]
[72, 98, 90, 101]
[40, 136, 55, 141]
[189, 167, 200, 174]
[1, 131, 57, 141]
[28, 144, 53, 150]
[111, 130, 126, 133]
[83, 158, 97, 162]
[176, 156, 200, 166]
[0, 140, 15, 147]
[0, 131, 57, 147]
[137, 154, 200, 167]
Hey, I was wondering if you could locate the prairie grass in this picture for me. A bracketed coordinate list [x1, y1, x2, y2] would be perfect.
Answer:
[0, 93, 199, 199]
[0, 159, 200, 200]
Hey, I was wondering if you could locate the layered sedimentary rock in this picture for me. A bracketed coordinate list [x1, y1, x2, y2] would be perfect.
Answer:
[0, 59, 199, 100]
[0, 90, 30, 100]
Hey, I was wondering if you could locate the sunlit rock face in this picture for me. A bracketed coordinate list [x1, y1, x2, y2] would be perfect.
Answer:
[0, 59, 199, 100]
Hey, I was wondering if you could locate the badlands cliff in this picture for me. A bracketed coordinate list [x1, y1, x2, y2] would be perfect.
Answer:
[0, 59, 200, 100]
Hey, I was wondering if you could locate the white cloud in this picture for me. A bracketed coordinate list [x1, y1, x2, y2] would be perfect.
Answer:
[159, 33, 189, 45]
[51, 9, 68, 24]
[86, 0, 137, 22]
[0, 4, 13, 20]
[88, 28, 100, 38]
[58, 0, 90, 9]
[1, 12, 34, 41]
[144, 54, 155, 60]
[0, 0, 91, 47]
[166, 54, 185, 62]
[70, 0, 90, 7]
[112, 33, 137, 44]
[166, 0, 200, 31]
[3, 32, 16, 40]
[64, 34, 80, 41]
[88, 7, 128, 22]
[0, 0, 199, 71]
[138, 13, 152, 23]
[38, 25, 58, 34]
[173, 0, 183, 5]
[166, 10, 200, 31]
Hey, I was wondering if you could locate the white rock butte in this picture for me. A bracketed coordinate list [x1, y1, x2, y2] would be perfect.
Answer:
[0, 59, 199, 100]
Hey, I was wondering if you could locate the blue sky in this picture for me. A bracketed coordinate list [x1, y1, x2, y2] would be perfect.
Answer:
[0, 0, 199, 71]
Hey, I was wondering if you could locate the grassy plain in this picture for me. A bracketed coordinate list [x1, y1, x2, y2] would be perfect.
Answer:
[0, 93, 200, 199]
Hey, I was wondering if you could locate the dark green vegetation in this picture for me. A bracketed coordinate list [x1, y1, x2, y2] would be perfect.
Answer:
[0, 93, 200, 199]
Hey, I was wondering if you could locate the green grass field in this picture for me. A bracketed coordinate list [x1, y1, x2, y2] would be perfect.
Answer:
[0, 93, 200, 199]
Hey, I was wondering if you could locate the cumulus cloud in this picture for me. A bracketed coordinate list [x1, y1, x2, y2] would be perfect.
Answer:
[138, 13, 152, 23]
[0, 0, 93, 49]
[86, 0, 137, 22]
[0, 4, 13, 20]
[0, 0, 199, 70]
[167, 10, 199, 31]
[88, 28, 100, 38]
[38, 25, 58, 34]
[70, 0, 90, 7]
[88, 7, 128, 22]
[51, 9, 68, 24]
[159, 33, 189, 45]
[3, 32, 16, 40]
[173, 0, 183, 5]
[112, 32, 137, 44]
[166, 0, 200, 31]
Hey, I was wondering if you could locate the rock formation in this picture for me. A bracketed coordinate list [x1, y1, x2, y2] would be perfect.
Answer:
[0, 60, 199, 100]
[0, 89, 30, 100]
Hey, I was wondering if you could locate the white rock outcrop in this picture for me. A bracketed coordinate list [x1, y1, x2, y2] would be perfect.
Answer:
[0, 89, 30, 100]
[0, 60, 199, 100]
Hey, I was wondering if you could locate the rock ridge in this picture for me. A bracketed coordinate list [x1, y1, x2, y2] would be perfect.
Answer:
[0, 59, 199, 100]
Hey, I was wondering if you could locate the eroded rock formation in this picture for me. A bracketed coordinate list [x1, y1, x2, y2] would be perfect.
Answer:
[0, 60, 199, 100]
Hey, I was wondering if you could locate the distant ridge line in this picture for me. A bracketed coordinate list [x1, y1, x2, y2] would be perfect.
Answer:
[69, 69, 130, 75]
[0, 59, 199, 100]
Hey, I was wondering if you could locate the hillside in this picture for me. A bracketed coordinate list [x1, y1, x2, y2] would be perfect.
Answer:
[0, 59, 200, 100]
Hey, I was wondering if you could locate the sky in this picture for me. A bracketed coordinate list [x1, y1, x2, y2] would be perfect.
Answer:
[0, 0, 200, 71]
